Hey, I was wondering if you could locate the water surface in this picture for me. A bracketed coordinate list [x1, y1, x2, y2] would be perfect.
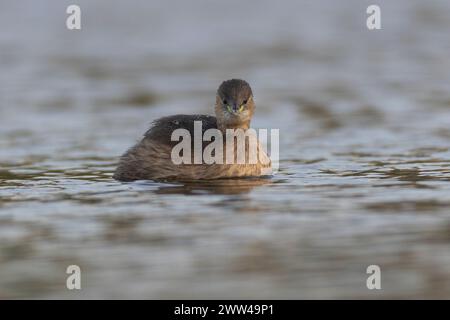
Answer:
[1, 0, 450, 298]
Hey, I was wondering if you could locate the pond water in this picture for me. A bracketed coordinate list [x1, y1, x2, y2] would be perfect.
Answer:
[0, 0, 450, 298]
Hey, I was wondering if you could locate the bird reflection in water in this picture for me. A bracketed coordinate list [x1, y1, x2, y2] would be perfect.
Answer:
[154, 177, 273, 195]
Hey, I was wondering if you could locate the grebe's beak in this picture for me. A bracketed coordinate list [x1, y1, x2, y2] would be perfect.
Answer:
[227, 103, 243, 114]
[226, 104, 238, 114]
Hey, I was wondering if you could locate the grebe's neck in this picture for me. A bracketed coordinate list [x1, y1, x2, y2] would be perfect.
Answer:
[217, 121, 250, 133]
[215, 103, 252, 133]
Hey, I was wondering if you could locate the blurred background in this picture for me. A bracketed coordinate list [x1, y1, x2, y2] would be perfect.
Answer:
[0, 0, 450, 298]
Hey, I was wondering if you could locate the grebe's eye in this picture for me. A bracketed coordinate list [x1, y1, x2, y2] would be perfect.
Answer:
[222, 99, 228, 105]
[242, 99, 248, 105]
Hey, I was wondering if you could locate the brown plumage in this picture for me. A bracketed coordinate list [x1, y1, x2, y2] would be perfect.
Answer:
[113, 79, 272, 181]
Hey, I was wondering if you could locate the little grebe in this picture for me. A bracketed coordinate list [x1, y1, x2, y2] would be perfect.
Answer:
[114, 79, 272, 181]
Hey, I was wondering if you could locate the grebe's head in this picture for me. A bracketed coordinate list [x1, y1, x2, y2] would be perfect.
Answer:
[215, 79, 255, 130]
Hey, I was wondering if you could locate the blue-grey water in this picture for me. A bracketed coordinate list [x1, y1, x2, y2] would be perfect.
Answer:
[1, 0, 450, 298]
